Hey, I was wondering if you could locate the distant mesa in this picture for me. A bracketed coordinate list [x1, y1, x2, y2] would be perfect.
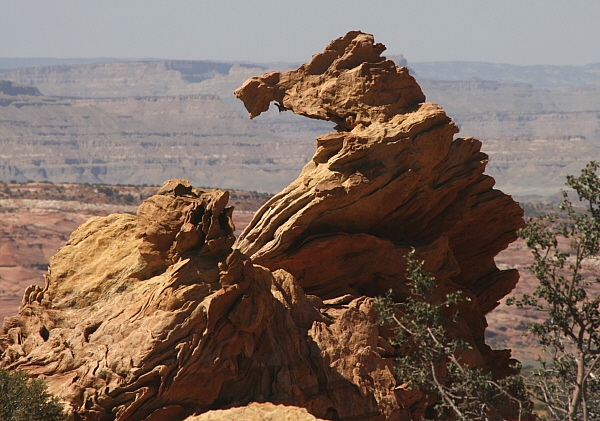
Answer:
[1, 49, 599, 196]
[387, 53, 407, 68]
[0, 80, 41, 96]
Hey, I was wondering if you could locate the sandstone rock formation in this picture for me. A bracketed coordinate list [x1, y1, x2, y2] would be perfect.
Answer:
[235, 30, 523, 313]
[2, 32, 527, 420]
[0, 180, 402, 421]
[0, 182, 267, 321]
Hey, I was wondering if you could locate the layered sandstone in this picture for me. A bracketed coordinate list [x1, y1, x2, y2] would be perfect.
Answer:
[235, 30, 523, 314]
[2, 32, 526, 420]
[0, 182, 268, 321]
[0, 180, 402, 420]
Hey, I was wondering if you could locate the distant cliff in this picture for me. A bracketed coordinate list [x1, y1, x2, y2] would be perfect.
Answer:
[0, 91, 324, 192]
[0, 60, 265, 98]
[0, 80, 41, 96]
[410, 61, 600, 89]
[1, 58, 599, 196]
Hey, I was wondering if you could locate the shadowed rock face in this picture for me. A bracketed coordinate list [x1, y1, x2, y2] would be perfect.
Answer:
[1, 32, 526, 421]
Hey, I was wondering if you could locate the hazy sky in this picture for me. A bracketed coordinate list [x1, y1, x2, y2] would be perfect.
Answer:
[2, 0, 599, 66]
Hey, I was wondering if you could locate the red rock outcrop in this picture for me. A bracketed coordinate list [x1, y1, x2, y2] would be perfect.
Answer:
[0, 180, 403, 421]
[1, 32, 526, 421]
[235, 29, 525, 415]
[235, 31, 523, 315]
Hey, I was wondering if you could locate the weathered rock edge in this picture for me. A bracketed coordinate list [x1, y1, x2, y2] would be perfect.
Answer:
[185, 402, 326, 420]
[1, 32, 527, 421]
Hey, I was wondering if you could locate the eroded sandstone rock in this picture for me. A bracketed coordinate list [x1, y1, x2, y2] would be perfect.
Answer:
[235, 29, 525, 416]
[235, 31, 523, 315]
[0, 179, 403, 421]
[2, 32, 526, 421]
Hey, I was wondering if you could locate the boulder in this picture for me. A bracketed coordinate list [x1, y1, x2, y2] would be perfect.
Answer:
[183, 402, 325, 421]
[0, 180, 402, 420]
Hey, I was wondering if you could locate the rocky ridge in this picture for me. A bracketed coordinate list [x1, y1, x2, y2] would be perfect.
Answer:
[0, 88, 320, 193]
[0, 61, 265, 99]
[1, 32, 527, 420]
[410, 61, 600, 89]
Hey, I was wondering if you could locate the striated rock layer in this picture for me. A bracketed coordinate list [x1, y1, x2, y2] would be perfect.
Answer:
[235, 31, 524, 376]
[2, 32, 525, 420]
[0, 180, 402, 421]
[235, 31, 523, 312]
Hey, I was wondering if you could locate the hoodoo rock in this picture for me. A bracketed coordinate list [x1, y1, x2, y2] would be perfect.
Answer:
[235, 31, 523, 314]
[2, 32, 526, 421]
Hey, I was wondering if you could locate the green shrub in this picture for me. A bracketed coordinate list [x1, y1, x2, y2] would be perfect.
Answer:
[509, 161, 600, 420]
[0, 367, 66, 421]
[375, 250, 530, 420]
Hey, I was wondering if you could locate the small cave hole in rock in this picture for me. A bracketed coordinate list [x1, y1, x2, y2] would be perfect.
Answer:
[219, 207, 235, 236]
[84, 323, 101, 342]
[191, 206, 205, 225]
[326, 407, 341, 421]
[39, 326, 50, 341]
